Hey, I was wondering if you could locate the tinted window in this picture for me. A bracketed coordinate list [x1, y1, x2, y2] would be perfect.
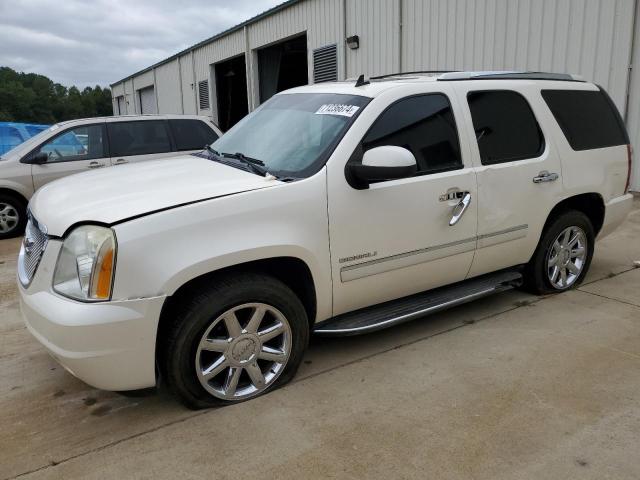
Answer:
[169, 119, 219, 151]
[468, 90, 543, 165]
[362, 94, 462, 174]
[38, 125, 105, 162]
[542, 89, 628, 151]
[108, 120, 171, 157]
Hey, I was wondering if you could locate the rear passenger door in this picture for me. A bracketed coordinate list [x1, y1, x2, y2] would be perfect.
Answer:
[106, 119, 176, 166]
[454, 85, 565, 278]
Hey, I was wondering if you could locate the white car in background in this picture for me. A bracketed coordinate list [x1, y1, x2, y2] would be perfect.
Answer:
[0, 114, 222, 238]
[18, 71, 633, 409]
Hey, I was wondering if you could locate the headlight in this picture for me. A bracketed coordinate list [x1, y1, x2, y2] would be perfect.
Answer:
[53, 225, 116, 301]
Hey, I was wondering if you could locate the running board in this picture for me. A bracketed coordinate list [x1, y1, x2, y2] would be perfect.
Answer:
[314, 270, 523, 336]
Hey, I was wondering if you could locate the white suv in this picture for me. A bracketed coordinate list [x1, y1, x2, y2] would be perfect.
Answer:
[0, 114, 222, 238]
[18, 72, 634, 408]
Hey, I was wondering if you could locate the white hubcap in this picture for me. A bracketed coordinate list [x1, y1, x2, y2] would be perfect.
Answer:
[0, 203, 19, 233]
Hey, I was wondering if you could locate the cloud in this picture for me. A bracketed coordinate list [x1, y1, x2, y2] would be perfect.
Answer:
[0, 0, 283, 88]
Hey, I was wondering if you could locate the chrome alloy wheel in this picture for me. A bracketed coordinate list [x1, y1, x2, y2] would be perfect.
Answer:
[547, 226, 587, 290]
[195, 303, 292, 401]
[0, 203, 19, 234]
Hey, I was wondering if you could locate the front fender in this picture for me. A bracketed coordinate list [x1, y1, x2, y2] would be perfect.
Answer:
[111, 171, 332, 322]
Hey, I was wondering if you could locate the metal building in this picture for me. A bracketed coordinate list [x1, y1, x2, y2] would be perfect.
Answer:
[111, 0, 640, 191]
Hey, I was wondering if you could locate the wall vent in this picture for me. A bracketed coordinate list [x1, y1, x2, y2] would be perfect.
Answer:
[313, 44, 338, 83]
[198, 80, 210, 110]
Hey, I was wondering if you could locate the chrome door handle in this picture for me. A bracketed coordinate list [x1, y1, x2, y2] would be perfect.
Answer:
[113, 158, 129, 165]
[449, 192, 471, 226]
[88, 161, 105, 169]
[533, 170, 559, 183]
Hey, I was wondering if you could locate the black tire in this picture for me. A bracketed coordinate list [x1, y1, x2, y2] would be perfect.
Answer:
[160, 273, 309, 409]
[0, 192, 27, 240]
[524, 210, 595, 295]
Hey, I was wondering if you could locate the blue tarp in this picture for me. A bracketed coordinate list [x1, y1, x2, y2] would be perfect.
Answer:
[0, 122, 50, 155]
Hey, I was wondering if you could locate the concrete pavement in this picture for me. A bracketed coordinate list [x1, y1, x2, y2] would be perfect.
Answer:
[1, 197, 638, 479]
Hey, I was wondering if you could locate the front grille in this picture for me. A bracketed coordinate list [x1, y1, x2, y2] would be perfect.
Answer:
[18, 214, 48, 287]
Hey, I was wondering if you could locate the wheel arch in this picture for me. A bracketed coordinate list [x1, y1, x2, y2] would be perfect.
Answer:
[542, 193, 605, 237]
[156, 256, 318, 360]
[0, 187, 29, 207]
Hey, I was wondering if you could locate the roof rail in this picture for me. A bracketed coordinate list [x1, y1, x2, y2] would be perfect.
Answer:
[437, 71, 585, 82]
[370, 70, 458, 80]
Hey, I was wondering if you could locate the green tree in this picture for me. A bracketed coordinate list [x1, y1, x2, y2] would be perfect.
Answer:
[0, 66, 113, 123]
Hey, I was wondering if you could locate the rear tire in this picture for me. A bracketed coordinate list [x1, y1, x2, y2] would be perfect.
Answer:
[0, 192, 27, 239]
[160, 273, 309, 409]
[524, 210, 595, 295]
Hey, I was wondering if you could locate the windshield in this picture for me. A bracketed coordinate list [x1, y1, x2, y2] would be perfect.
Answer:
[211, 93, 370, 178]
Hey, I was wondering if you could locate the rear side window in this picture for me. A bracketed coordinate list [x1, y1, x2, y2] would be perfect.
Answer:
[108, 120, 171, 157]
[467, 90, 544, 165]
[541, 89, 629, 151]
[362, 94, 462, 174]
[169, 119, 219, 151]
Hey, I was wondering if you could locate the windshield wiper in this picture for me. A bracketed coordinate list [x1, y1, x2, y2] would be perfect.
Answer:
[220, 152, 268, 176]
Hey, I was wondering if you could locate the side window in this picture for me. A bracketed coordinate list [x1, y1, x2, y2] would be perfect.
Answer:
[362, 94, 463, 174]
[169, 119, 219, 151]
[108, 120, 171, 157]
[541, 89, 628, 151]
[467, 90, 544, 165]
[38, 125, 105, 163]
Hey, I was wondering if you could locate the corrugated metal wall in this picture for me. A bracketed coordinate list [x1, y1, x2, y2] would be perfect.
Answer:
[402, 0, 635, 112]
[626, 0, 640, 189]
[345, 0, 400, 78]
[155, 60, 182, 114]
[111, 0, 640, 189]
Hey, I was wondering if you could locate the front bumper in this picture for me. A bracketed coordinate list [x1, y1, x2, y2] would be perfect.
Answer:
[19, 240, 165, 391]
[598, 193, 634, 239]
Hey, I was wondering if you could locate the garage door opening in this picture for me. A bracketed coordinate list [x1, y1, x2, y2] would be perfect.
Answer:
[258, 34, 308, 103]
[138, 87, 157, 114]
[215, 55, 249, 131]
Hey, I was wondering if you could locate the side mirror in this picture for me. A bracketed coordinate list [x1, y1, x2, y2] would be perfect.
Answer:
[21, 152, 49, 165]
[346, 146, 418, 189]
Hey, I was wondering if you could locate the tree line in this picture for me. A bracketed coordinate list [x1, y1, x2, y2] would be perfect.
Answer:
[0, 66, 113, 124]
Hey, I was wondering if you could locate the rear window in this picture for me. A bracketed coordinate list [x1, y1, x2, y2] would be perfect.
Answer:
[108, 120, 171, 157]
[541, 89, 629, 151]
[169, 119, 219, 151]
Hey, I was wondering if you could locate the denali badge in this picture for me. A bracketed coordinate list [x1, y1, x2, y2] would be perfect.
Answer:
[23, 233, 35, 255]
[339, 251, 377, 264]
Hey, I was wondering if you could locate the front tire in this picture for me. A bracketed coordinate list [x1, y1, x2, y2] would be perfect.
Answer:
[161, 273, 309, 409]
[0, 193, 27, 239]
[524, 210, 595, 294]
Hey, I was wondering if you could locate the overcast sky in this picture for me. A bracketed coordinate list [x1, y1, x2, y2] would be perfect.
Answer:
[0, 0, 283, 89]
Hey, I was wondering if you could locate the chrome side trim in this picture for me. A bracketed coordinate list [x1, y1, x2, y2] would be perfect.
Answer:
[340, 236, 476, 282]
[315, 287, 498, 335]
[339, 224, 529, 282]
[477, 224, 528, 248]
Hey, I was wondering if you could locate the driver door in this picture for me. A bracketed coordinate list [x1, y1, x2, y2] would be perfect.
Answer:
[327, 89, 478, 316]
[31, 123, 109, 190]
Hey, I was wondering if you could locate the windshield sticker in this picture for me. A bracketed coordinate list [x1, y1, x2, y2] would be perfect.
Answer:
[315, 104, 360, 117]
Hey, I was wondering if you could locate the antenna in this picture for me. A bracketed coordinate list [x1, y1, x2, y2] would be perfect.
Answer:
[354, 74, 370, 87]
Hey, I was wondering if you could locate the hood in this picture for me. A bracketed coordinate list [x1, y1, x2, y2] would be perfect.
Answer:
[30, 155, 281, 236]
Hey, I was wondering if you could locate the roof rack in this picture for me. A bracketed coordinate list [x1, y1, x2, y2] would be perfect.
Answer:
[370, 70, 458, 80]
[437, 71, 585, 82]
